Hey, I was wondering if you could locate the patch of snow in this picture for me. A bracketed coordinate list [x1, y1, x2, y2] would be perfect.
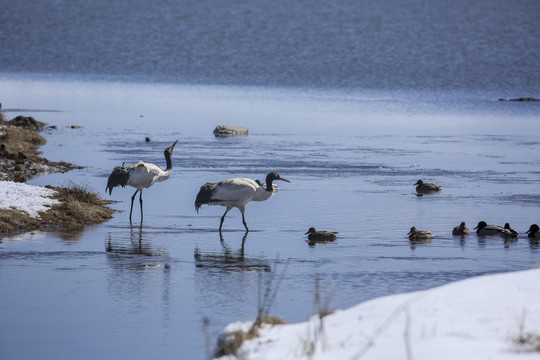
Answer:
[216, 268, 540, 360]
[0, 180, 59, 218]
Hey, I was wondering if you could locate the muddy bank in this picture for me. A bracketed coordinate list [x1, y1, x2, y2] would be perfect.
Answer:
[0, 113, 80, 182]
[0, 110, 113, 237]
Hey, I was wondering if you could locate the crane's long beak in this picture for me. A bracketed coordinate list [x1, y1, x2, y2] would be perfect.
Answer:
[167, 139, 178, 152]
[278, 176, 291, 183]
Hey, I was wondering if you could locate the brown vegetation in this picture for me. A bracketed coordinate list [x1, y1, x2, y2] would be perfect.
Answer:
[0, 182, 114, 237]
[1, 110, 113, 237]
[215, 316, 287, 357]
[0, 114, 80, 182]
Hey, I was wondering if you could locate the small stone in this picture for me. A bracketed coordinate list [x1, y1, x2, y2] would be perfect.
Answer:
[213, 125, 249, 137]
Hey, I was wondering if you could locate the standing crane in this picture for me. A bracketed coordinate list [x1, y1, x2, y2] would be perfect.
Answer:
[195, 171, 290, 232]
[106, 140, 178, 223]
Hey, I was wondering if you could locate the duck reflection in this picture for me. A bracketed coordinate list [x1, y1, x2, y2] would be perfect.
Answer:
[194, 231, 271, 272]
[408, 237, 432, 250]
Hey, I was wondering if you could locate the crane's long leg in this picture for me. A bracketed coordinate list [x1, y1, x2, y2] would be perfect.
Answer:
[139, 189, 143, 223]
[239, 207, 249, 232]
[219, 207, 232, 233]
[130, 189, 140, 223]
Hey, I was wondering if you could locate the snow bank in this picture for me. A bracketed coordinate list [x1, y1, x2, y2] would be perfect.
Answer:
[0, 181, 59, 218]
[217, 268, 540, 360]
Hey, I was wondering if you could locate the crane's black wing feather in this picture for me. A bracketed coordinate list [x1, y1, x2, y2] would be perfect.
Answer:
[194, 182, 217, 212]
[105, 166, 130, 195]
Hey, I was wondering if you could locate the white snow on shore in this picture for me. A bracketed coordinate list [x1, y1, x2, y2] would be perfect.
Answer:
[0, 180, 58, 218]
[216, 268, 540, 360]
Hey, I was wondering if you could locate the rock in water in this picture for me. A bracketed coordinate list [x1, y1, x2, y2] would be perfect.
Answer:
[213, 125, 249, 137]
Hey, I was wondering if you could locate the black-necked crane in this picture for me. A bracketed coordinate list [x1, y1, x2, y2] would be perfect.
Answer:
[105, 140, 178, 223]
[194, 171, 290, 232]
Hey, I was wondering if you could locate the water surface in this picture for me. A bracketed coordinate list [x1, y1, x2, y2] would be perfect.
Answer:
[1, 78, 539, 359]
[1, 0, 539, 358]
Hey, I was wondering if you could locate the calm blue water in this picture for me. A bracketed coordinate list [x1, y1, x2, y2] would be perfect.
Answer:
[1, 1, 540, 359]
[1, 0, 539, 92]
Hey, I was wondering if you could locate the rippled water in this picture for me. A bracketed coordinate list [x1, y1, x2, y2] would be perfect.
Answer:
[1, 78, 539, 359]
[1, 0, 539, 92]
[1, 0, 540, 357]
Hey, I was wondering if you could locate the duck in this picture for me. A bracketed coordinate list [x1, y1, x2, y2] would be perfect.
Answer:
[452, 221, 470, 236]
[503, 223, 519, 237]
[414, 180, 441, 193]
[305, 227, 338, 242]
[525, 224, 539, 238]
[408, 227, 433, 240]
[473, 221, 513, 237]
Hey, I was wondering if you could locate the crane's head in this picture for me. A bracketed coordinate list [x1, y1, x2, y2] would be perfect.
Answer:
[266, 172, 291, 184]
[165, 140, 179, 155]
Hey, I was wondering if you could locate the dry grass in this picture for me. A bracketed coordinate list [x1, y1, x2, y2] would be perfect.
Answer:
[299, 277, 335, 356]
[0, 209, 41, 234]
[513, 332, 540, 352]
[215, 316, 287, 358]
[213, 260, 289, 358]
[0, 182, 114, 237]
[511, 309, 540, 353]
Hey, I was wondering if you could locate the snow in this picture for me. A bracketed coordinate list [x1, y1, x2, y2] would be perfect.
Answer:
[217, 268, 540, 360]
[0, 180, 59, 218]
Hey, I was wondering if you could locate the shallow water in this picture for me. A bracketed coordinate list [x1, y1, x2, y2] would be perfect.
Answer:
[1, 78, 540, 359]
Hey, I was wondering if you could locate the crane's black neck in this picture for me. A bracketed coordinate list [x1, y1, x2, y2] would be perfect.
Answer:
[164, 150, 173, 170]
[264, 175, 274, 192]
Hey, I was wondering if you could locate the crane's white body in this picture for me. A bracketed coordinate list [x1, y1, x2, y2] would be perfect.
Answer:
[208, 178, 276, 208]
[195, 172, 290, 232]
[126, 161, 172, 189]
[106, 140, 178, 223]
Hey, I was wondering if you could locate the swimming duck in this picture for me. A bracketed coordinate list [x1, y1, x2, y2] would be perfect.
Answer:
[414, 180, 441, 193]
[503, 223, 519, 237]
[525, 224, 539, 238]
[452, 222, 470, 236]
[473, 221, 513, 237]
[305, 227, 338, 242]
[408, 227, 433, 240]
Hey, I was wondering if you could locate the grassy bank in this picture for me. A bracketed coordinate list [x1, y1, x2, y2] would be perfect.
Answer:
[0, 183, 114, 237]
[0, 109, 113, 238]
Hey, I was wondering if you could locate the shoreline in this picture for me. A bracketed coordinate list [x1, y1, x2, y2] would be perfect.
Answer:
[215, 268, 540, 360]
[0, 109, 113, 238]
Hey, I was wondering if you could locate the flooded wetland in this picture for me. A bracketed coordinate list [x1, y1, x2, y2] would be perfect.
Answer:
[1, 79, 539, 359]
[1, 0, 540, 358]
